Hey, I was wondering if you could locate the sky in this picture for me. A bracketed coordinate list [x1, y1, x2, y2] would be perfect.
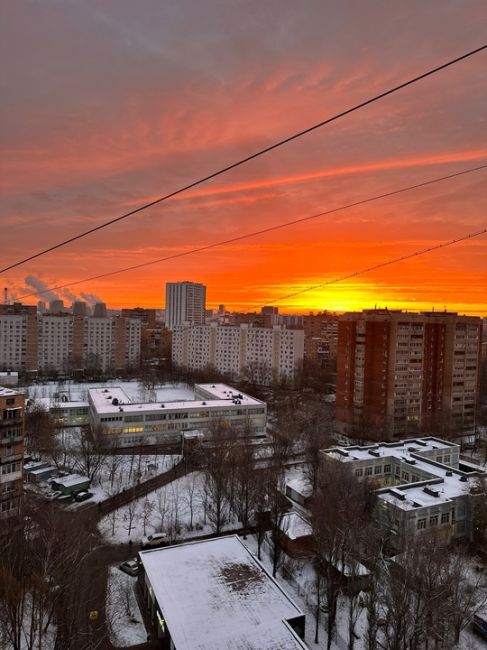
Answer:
[1, 0, 486, 315]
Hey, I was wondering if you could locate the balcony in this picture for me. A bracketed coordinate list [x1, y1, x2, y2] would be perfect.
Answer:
[0, 435, 23, 446]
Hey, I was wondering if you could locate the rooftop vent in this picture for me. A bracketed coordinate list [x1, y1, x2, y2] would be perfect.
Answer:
[446, 470, 453, 477]
[368, 450, 381, 458]
[112, 398, 119, 406]
[103, 389, 108, 393]
[423, 485, 440, 497]
[391, 489, 406, 501]
[459, 475, 468, 482]
[412, 501, 423, 508]
[408, 447, 418, 453]
[202, 402, 206, 405]
[161, 404, 165, 408]
[405, 459, 416, 466]
[119, 407, 124, 412]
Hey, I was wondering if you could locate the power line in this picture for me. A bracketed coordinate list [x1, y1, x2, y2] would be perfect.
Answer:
[259, 227, 487, 308]
[16, 162, 487, 300]
[2, 43, 486, 276]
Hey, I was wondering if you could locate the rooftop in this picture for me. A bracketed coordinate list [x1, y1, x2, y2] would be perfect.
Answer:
[280, 512, 313, 540]
[323, 437, 484, 510]
[139, 536, 306, 650]
[0, 386, 20, 398]
[89, 383, 263, 415]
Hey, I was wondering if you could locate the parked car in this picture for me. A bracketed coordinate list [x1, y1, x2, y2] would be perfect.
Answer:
[119, 559, 139, 577]
[49, 491, 62, 501]
[72, 491, 94, 502]
[141, 532, 167, 548]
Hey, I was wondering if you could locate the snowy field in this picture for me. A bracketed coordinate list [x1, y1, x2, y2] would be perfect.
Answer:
[106, 567, 147, 647]
[25, 380, 194, 404]
[98, 471, 240, 544]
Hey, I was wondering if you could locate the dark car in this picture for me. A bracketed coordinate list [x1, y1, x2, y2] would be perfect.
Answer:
[72, 491, 94, 502]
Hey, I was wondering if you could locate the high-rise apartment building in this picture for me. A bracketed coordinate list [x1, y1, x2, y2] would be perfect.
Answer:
[165, 281, 206, 329]
[172, 323, 304, 384]
[0, 303, 38, 372]
[336, 310, 482, 442]
[0, 387, 25, 517]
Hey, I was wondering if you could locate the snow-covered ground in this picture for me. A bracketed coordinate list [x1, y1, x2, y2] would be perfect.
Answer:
[67, 454, 182, 507]
[106, 567, 147, 647]
[25, 380, 194, 404]
[239, 535, 486, 650]
[98, 471, 241, 544]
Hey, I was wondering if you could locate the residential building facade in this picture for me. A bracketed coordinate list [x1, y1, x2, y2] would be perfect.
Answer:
[0, 303, 38, 372]
[0, 303, 141, 374]
[165, 281, 206, 329]
[172, 323, 304, 385]
[0, 387, 25, 517]
[336, 310, 482, 442]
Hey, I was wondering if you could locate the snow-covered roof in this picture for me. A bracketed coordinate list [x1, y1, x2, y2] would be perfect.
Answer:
[195, 383, 263, 405]
[280, 512, 313, 540]
[286, 478, 313, 498]
[323, 437, 484, 510]
[324, 437, 457, 464]
[89, 383, 263, 416]
[139, 535, 307, 650]
[0, 386, 19, 397]
[52, 474, 90, 488]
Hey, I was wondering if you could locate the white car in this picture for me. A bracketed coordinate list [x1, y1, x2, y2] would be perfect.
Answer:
[49, 491, 63, 501]
[141, 532, 167, 548]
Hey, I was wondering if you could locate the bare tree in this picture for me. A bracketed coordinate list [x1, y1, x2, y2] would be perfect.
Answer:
[203, 420, 235, 535]
[182, 472, 199, 531]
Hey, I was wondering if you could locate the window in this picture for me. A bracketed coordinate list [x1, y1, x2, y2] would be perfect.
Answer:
[429, 515, 438, 527]
[365, 467, 373, 476]
[355, 468, 363, 477]
[384, 464, 391, 474]
[441, 512, 450, 524]
[417, 518, 426, 530]
[443, 455, 451, 464]
[374, 466, 382, 475]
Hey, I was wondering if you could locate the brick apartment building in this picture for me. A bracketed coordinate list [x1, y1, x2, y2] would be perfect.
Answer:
[336, 310, 482, 442]
[0, 387, 25, 516]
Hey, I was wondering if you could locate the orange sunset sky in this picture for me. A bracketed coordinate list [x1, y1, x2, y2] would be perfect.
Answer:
[1, 1, 486, 315]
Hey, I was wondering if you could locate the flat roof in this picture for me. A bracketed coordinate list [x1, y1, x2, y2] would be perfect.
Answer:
[0, 386, 19, 397]
[323, 437, 457, 464]
[139, 536, 306, 650]
[196, 383, 263, 405]
[89, 383, 263, 415]
[323, 437, 483, 509]
[280, 512, 312, 540]
[53, 474, 90, 488]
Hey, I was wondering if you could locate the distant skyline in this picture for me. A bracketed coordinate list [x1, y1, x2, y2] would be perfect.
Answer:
[1, 1, 486, 315]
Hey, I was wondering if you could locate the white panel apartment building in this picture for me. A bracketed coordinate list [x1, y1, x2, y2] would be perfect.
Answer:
[165, 281, 206, 329]
[172, 323, 304, 384]
[38, 315, 73, 373]
[82, 316, 141, 372]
